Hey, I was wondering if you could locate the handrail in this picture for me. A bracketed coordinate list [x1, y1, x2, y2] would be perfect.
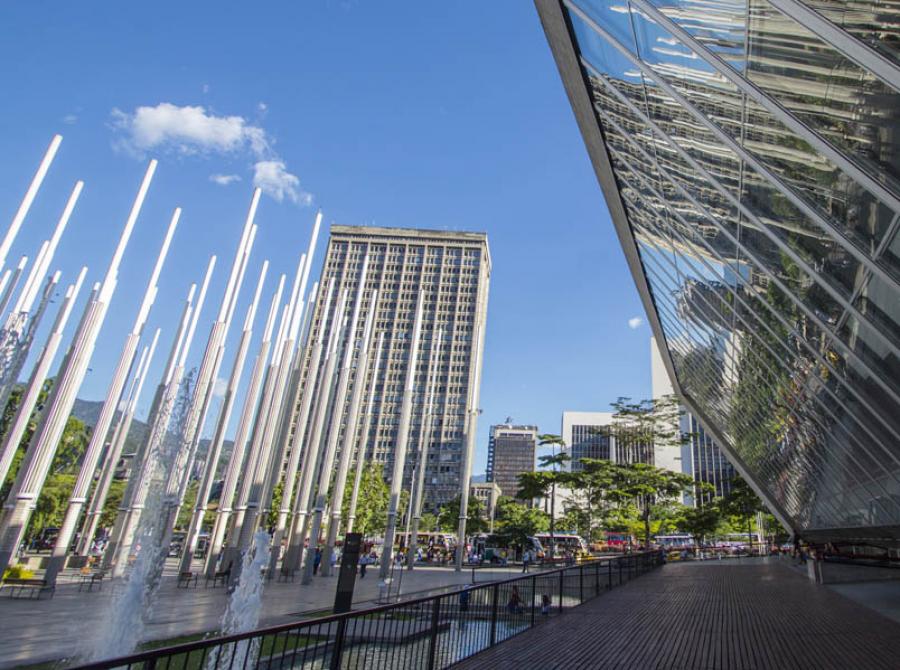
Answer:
[69, 550, 662, 670]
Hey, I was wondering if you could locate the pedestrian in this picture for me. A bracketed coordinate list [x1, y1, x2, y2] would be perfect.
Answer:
[359, 554, 368, 578]
[541, 594, 552, 616]
[313, 546, 322, 575]
[507, 585, 523, 614]
[330, 548, 338, 572]
[522, 548, 531, 573]
[459, 585, 471, 613]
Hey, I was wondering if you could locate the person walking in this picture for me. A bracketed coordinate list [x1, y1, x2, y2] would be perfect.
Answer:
[313, 546, 322, 575]
[359, 553, 369, 578]
[507, 585, 523, 614]
[522, 548, 531, 573]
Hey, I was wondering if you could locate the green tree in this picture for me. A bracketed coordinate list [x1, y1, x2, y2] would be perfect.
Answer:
[341, 461, 389, 537]
[562, 457, 617, 544]
[520, 434, 569, 556]
[607, 462, 694, 547]
[491, 497, 549, 553]
[720, 477, 763, 552]
[22, 414, 92, 543]
[419, 512, 439, 533]
[677, 503, 722, 550]
[99, 479, 126, 530]
[437, 493, 487, 534]
[177, 480, 199, 529]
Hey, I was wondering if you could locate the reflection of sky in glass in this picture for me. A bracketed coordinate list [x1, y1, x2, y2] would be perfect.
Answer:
[577, 0, 639, 50]
[568, 7, 639, 80]
[646, 0, 747, 70]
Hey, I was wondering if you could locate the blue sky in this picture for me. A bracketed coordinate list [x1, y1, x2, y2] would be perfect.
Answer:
[0, 2, 652, 474]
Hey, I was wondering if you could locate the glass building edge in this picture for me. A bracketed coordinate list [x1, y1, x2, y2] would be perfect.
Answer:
[534, 0, 803, 539]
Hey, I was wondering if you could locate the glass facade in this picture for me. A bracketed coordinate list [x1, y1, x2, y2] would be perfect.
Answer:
[539, 0, 900, 544]
[570, 423, 612, 469]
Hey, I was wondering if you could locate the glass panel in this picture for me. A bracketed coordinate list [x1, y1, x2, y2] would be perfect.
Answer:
[805, 0, 900, 68]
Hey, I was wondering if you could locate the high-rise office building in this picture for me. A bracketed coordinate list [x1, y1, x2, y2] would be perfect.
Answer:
[297, 225, 491, 512]
[537, 0, 900, 546]
[561, 411, 613, 471]
[486, 424, 537, 500]
[652, 336, 734, 504]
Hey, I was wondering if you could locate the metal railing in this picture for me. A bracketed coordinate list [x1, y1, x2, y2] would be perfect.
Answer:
[71, 551, 663, 670]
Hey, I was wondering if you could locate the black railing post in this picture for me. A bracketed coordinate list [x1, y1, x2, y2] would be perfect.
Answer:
[619, 556, 623, 585]
[594, 561, 600, 597]
[579, 564, 584, 603]
[558, 569, 564, 611]
[531, 575, 536, 627]
[490, 583, 499, 646]
[329, 619, 347, 670]
[427, 596, 441, 670]
[608, 560, 612, 590]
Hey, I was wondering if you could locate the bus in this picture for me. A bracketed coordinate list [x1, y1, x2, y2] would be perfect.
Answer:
[655, 534, 694, 549]
[530, 533, 588, 558]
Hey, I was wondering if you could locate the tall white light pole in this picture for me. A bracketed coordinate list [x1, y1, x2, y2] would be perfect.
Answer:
[162, 191, 260, 550]
[0, 159, 155, 575]
[229, 291, 293, 556]
[305, 256, 370, 579]
[0, 135, 62, 276]
[248, 250, 311, 536]
[0, 180, 80, 413]
[378, 293, 425, 579]
[105, 259, 215, 572]
[179, 260, 268, 573]
[321, 287, 378, 573]
[45, 204, 176, 584]
[455, 285, 489, 571]
[0, 267, 87, 488]
[209, 273, 284, 576]
[346, 331, 385, 533]
[78, 326, 160, 555]
[407, 327, 443, 571]
[0, 257, 29, 323]
[269, 280, 329, 576]
[290, 289, 347, 577]
[279, 279, 335, 572]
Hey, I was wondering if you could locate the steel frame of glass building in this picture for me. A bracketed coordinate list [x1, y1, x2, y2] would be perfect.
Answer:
[536, 0, 900, 547]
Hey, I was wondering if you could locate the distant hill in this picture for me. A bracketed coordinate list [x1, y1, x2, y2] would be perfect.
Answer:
[470, 473, 487, 483]
[72, 398, 149, 455]
[71, 398, 234, 467]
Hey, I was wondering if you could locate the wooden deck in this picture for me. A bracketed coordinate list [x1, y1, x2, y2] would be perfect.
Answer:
[453, 558, 900, 669]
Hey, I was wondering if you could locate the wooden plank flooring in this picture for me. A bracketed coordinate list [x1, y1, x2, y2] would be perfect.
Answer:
[453, 558, 900, 669]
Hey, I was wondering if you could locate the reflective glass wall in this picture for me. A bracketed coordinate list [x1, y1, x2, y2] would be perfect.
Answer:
[545, 0, 900, 543]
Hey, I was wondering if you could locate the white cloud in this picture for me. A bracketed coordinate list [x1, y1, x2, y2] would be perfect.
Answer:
[253, 160, 312, 205]
[111, 102, 312, 206]
[111, 103, 269, 157]
[209, 173, 241, 186]
[628, 316, 644, 329]
[63, 114, 78, 125]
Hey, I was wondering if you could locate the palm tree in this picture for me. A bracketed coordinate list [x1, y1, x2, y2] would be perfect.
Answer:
[537, 434, 568, 557]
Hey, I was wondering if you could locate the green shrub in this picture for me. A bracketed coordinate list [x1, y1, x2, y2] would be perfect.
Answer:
[2, 564, 35, 580]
